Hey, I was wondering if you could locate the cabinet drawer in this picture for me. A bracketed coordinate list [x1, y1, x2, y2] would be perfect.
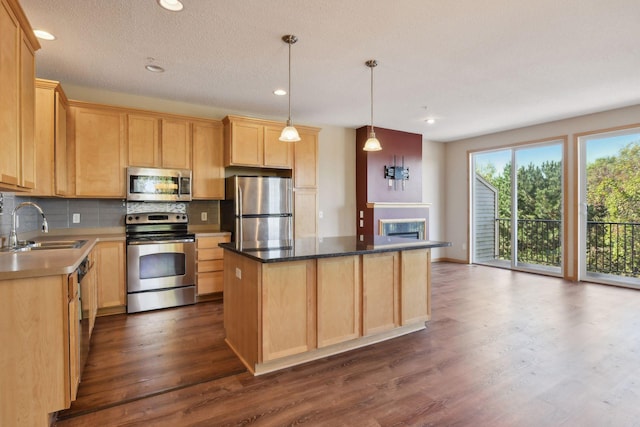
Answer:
[198, 259, 223, 273]
[197, 236, 229, 249]
[198, 247, 224, 260]
[197, 271, 224, 294]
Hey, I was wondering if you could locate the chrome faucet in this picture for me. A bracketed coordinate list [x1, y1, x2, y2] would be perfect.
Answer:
[8, 202, 49, 248]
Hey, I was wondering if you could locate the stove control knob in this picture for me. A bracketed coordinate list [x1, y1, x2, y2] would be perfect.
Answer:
[127, 216, 133, 221]
[135, 216, 140, 220]
[182, 215, 186, 220]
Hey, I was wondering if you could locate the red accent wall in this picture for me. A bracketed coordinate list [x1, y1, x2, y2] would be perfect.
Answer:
[355, 126, 424, 236]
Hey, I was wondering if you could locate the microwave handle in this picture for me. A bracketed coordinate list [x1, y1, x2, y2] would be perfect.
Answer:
[177, 172, 182, 199]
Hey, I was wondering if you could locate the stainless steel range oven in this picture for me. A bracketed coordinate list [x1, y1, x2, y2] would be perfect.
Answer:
[126, 212, 196, 313]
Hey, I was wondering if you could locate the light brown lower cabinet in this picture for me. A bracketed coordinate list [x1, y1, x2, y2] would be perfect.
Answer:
[261, 260, 317, 361]
[317, 255, 360, 348]
[96, 241, 126, 315]
[196, 235, 230, 295]
[68, 271, 80, 402]
[362, 251, 399, 335]
[0, 274, 76, 426]
[224, 248, 431, 375]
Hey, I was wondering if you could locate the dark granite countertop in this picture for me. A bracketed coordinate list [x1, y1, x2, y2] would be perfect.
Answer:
[220, 235, 451, 263]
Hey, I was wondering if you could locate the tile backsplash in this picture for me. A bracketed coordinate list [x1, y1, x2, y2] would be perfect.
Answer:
[0, 193, 220, 244]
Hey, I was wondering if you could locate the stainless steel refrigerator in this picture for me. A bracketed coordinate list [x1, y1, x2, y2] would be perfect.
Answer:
[220, 176, 293, 250]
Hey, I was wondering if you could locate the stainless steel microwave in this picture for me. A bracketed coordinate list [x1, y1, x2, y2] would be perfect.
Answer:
[126, 167, 192, 202]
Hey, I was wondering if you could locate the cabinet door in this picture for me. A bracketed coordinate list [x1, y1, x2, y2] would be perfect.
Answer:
[401, 249, 431, 325]
[19, 32, 36, 189]
[317, 256, 361, 347]
[161, 118, 191, 169]
[127, 114, 159, 167]
[226, 120, 263, 166]
[72, 106, 126, 197]
[68, 272, 80, 402]
[264, 125, 293, 169]
[34, 83, 55, 195]
[0, 1, 20, 187]
[96, 241, 126, 313]
[294, 188, 317, 239]
[294, 129, 318, 188]
[362, 252, 399, 335]
[192, 121, 224, 199]
[55, 92, 70, 196]
[262, 260, 316, 361]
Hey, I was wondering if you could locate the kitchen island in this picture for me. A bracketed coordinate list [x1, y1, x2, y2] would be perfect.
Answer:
[222, 235, 450, 375]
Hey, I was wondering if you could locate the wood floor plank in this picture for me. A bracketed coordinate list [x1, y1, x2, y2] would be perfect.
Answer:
[55, 263, 640, 426]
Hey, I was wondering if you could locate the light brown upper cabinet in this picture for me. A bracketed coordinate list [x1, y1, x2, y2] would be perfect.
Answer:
[127, 115, 191, 170]
[192, 120, 225, 199]
[0, 0, 40, 191]
[264, 124, 294, 168]
[32, 79, 69, 196]
[127, 114, 159, 168]
[294, 129, 318, 189]
[161, 118, 191, 170]
[68, 103, 127, 198]
[223, 115, 293, 169]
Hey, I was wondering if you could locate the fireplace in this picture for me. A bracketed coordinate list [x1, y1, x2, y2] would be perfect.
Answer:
[379, 218, 427, 240]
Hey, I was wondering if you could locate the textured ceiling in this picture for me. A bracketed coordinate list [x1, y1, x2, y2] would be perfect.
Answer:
[19, 0, 640, 142]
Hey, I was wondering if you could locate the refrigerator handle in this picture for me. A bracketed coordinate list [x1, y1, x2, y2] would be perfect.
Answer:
[237, 185, 243, 243]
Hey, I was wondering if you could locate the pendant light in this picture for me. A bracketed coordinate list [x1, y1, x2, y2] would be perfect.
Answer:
[279, 35, 301, 142]
[363, 59, 382, 151]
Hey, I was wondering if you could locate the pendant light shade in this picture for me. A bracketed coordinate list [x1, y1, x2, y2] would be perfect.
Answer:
[363, 59, 382, 151]
[280, 35, 301, 142]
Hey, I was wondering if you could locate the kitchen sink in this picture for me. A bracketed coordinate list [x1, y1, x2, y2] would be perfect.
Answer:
[0, 239, 88, 253]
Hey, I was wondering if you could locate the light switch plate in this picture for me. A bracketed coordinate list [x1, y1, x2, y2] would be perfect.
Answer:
[235, 268, 242, 279]
[72, 213, 80, 223]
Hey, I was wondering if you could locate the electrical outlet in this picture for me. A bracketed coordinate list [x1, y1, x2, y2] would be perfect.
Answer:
[318, 211, 323, 219]
[235, 268, 242, 279]
[201, 211, 208, 221]
[72, 213, 81, 223]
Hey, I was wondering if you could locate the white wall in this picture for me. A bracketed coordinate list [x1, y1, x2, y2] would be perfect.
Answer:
[422, 140, 446, 259]
[443, 103, 640, 278]
[316, 126, 356, 237]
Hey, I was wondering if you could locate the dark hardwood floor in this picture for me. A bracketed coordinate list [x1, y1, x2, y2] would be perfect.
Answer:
[55, 263, 640, 426]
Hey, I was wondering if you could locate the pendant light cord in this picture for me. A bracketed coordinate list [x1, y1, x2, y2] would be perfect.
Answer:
[288, 38, 292, 125]
[370, 63, 374, 133]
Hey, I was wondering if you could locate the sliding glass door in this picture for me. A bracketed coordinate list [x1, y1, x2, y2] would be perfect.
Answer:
[578, 128, 640, 288]
[472, 140, 563, 275]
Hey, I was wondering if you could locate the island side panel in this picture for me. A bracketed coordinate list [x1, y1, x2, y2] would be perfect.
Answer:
[400, 248, 431, 325]
[317, 255, 361, 348]
[262, 260, 317, 361]
[362, 251, 400, 335]
[223, 250, 261, 372]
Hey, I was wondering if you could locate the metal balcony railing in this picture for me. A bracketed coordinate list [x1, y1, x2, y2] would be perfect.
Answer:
[495, 219, 640, 277]
[586, 221, 640, 277]
[496, 218, 561, 267]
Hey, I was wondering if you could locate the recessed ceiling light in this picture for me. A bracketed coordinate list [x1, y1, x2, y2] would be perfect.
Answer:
[34, 29, 56, 40]
[157, 0, 184, 11]
[425, 118, 436, 125]
[145, 64, 165, 73]
[274, 89, 287, 96]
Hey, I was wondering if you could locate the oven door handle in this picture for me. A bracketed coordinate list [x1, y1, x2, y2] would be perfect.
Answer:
[128, 238, 195, 245]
